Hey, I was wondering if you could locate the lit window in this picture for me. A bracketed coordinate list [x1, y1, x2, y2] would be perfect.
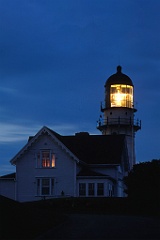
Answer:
[36, 178, 54, 196]
[88, 183, 95, 196]
[37, 150, 56, 168]
[51, 154, 56, 167]
[79, 183, 86, 196]
[42, 151, 50, 167]
[97, 183, 104, 196]
[110, 84, 133, 108]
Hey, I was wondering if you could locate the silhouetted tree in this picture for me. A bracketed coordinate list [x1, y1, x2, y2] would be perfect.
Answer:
[124, 159, 160, 214]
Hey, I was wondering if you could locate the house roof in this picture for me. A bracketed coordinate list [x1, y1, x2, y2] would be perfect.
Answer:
[77, 168, 116, 181]
[56, 133, 125, 164]
[10, 126, 126, 166]
[77, 168, 107, 177]
[0, 172, 16, 179]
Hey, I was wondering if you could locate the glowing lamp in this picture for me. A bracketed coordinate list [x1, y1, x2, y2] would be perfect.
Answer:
[110, 84, 133, 108]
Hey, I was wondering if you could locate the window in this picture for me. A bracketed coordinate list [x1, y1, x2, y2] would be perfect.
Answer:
[110, 84, 133, 108]
[36, 178, 54, 196]
[79, 183, 86, 196]
[42, 151, 50, 167]
[97, 183, 104, 196]
[108, 183, 114, 197]
[37, 150, 55, 168]
[42, 178, 50, 195]
[88, 183, 95, 196]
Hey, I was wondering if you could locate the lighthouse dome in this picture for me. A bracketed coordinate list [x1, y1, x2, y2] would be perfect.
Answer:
[105, 66, 133, 87]
[104, 66, 134, 109]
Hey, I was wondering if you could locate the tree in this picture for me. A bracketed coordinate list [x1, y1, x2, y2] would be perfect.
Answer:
[124, 159, 160, 214]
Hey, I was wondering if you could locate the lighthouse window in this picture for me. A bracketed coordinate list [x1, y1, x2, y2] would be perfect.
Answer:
[110, 84, 133, 108]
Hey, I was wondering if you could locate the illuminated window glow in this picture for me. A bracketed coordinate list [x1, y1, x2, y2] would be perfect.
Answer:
[110, 84, 133, 108]
[42, 151, 50, 167]
[37, 150, 55, 168]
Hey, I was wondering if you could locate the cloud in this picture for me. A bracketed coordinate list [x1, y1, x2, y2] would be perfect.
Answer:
[0, 87, 17, 94]
[0, 164, 15, 176]
[0, 122, 83, 143]
[0, 123, 40, 143]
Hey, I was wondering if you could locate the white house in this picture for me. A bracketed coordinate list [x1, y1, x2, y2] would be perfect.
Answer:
[0, 126, 129, 202]
[0, 66, 141, 202]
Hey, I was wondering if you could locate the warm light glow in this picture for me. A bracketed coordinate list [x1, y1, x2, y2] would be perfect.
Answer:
[110, 84, 133, 108]
[114, 92, 125, 106]
[37, 150, 56, 168]
[51, 154, 56, 167]
[42, 151, 50, 167]
[41, 151, 55, 168]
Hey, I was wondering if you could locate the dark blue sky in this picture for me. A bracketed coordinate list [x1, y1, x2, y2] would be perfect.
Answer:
[0, 0, 160, 175]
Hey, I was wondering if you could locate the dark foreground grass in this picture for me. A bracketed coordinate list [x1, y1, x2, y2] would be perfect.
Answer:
[1, 196, 159, 239]
[0, 196, 66, 239]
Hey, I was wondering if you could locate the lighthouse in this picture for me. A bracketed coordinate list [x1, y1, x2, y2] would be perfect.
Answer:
[97, 66, 141, 170]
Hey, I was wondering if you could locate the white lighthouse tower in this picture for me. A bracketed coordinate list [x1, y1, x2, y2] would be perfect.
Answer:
[97, 66, 141, 170]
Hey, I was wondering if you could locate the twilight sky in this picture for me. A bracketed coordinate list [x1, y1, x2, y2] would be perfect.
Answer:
[0, 0, 160, 175]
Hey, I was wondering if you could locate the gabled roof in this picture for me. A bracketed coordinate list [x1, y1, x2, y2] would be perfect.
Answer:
[10, 126, 80, 165]
[10, 126, 127, 166]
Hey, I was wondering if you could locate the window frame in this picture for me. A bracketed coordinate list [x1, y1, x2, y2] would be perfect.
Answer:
[36, 150, 56, 168]
[97, 183, 104, 196]
[88, 183, 95, 196]
[108, 183, 114, 197]
[79, 183, 86, 196]
[36, 177, 54, 196]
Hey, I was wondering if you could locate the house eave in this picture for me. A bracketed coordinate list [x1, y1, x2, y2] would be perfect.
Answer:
[88, 164, 120, 167]
[10, 126, 80, 165]
[77, 175, 117, 182]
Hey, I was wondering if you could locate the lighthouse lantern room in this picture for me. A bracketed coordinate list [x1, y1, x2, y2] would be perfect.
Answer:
[97, 66, 141, 169]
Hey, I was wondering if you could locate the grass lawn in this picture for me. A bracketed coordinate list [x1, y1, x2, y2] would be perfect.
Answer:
[0, 196, 66, 239]
[1, 196, 159, 239]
